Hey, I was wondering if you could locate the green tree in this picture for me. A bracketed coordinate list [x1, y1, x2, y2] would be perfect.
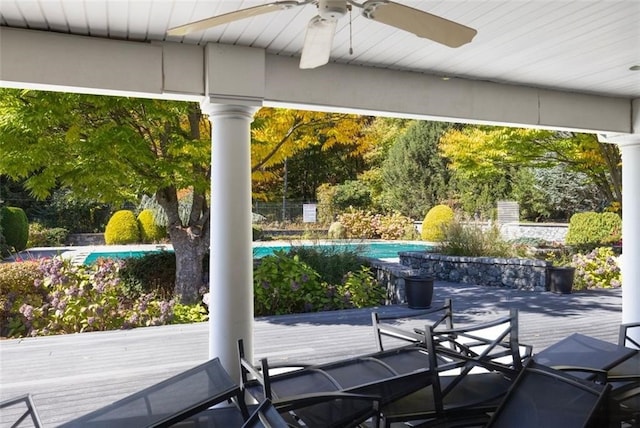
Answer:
[0, 89, 210, 303]
[381, 121, 453, 218]
[358, 117, 413, 211]
[440, 127, 620, 216]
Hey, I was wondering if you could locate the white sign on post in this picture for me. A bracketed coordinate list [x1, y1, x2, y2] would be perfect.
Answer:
[303, 204, 317, 223]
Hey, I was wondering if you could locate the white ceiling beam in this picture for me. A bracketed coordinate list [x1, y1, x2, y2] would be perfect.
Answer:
[0, 29, 633, 134]
[263, 55, 631, 134]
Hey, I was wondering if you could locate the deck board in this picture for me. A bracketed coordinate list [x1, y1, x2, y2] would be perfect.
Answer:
[0, 281, 623, 427]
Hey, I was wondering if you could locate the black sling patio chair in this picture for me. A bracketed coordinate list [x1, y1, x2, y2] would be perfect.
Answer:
[609, 322, 640, 427]
[377, 309, 529, 427]
[371, 299, 454, 352]
[175, 393, 381, 428]
[485, 359, 611, 428]
[0, 393, 43, 428]
[240, 399, 288, 428]
[238, 339, 447, 427]
[58, 357, 251, 428]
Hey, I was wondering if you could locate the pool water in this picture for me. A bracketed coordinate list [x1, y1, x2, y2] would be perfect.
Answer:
[83, 250, 157, 265]
[252, 242, 433, 259]
[78, 241, 433, 265]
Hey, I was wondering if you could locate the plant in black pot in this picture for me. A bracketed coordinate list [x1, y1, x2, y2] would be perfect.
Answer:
[544, 248, 576, 294]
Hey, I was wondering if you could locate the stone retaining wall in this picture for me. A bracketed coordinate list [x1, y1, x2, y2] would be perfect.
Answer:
[413, 222, 568, 243]
[499, 223, 568, 243]
[398, 252, 550, 291]
[368, 259, 417, 305]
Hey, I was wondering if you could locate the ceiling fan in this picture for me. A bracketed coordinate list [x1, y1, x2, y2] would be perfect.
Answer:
[168, 0, 477, 69]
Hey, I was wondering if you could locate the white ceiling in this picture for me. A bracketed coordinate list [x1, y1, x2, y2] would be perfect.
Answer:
[0, 0, 639, 100]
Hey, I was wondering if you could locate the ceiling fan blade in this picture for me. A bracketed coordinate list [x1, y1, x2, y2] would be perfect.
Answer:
[300, 16, 338, 69]
[361, 0, 477, 48]
[168, 1, 303, 36]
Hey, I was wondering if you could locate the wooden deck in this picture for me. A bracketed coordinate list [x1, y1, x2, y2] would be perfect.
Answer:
[0, 281, 623, 427]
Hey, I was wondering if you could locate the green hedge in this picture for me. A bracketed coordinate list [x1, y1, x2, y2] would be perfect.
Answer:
[566, 212, 621, 250]
[104, 210, 140, 245]
[137, 209, 166, 243]
[0, 206, 29, 252]
[421, 205, 454, 242]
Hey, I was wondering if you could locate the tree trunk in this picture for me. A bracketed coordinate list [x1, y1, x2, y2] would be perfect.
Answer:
[156, 185, 210, 304]
[171, 230, 207, 304]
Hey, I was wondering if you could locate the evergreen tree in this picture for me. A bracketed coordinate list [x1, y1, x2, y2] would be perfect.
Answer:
[381, 121, 453, 219]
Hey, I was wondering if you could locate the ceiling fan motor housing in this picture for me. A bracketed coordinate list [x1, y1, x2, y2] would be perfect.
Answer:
[318, 0, 348, 20]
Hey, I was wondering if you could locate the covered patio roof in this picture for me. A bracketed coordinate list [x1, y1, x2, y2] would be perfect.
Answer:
[0, 0, 638, 134]
[1, 0, 639, 377]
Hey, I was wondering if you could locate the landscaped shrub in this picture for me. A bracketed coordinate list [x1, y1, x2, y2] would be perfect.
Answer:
[137, 209, 166, 243]
[572, 247, 621, 290]
[0, 206, 29, 252]
[328, 221, 346, 239]
[253, 225, 264, 241]
[0, 261, 46, 337]
[253, 251, 329, 315]
[288, 246, 367, 286]
[119, 252, 176, 299]
[338, 209, 378, 239]
[565, 212, 622, 251]
[337, 209, 416, 240]
[8, 257, 175, 337]
[172, 302, 209, 323]
[104, 210, 140, 245]
[375, 212, 417, 240]
[421, 205, 454, 242]
[338, 266, 386, 308]
[440, 220, 513, 257]
[26, 223, 69, 247]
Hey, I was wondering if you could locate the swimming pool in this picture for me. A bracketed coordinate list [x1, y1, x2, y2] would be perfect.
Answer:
[67, 241, 434, 265]
[252, 241, 434, 259]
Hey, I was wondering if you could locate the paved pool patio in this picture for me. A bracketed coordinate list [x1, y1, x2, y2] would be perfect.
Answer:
[0, 281, 624, 426]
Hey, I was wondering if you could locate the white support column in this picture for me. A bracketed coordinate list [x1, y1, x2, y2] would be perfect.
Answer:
[200, 101, 258, 378]
[619, 139, 640, 328]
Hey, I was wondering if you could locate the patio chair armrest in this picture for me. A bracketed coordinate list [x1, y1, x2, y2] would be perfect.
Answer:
[273, 391, 380, 412]
[430, 313, 513, 337]
[378, 324, 424, 343]
[551, 365, 609, 383]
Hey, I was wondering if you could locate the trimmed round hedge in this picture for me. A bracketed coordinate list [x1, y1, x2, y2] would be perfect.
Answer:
[104, 210, 140, 245]
[137, 209, 165, 243]
[421, 204, 454, 242]
[0, 206, 29, 252]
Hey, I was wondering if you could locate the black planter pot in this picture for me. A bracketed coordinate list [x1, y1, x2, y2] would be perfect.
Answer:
[404, 275, 434, 309]
[546, 266, 575, 294]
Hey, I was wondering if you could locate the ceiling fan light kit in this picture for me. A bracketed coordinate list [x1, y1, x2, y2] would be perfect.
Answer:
[168, 0, 477, 69]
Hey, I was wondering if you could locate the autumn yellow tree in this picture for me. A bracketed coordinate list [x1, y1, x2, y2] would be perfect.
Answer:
[250, 108, 373, 200]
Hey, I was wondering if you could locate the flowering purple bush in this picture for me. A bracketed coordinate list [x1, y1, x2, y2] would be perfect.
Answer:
[572, 247, 621, 290]
[7, 257, 176, 337]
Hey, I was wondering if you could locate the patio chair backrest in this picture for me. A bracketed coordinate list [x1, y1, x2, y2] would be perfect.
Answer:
[0, 394, 43, 428]
[371, 298, 454, 352]
[241, 399, 289, 428]
[619, 322, 640, 349]
[423, 308, 528, 414]
[59, 357, 247, 427]
[486, 360, 611, 428]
